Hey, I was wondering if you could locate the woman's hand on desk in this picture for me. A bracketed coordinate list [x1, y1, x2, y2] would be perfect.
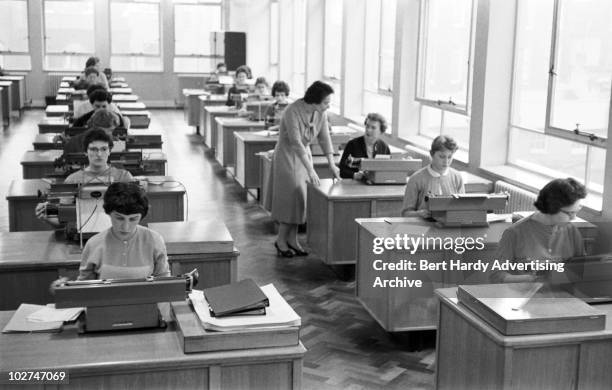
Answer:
[330, 165, 341, 181]
[308, 168, 321, 186]
[49, 276, 69, 295]
[417, 209, 432, 219]
[35, 202, 47, 219]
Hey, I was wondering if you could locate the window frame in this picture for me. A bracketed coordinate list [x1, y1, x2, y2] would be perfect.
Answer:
[415, 0, 476, 116]
[376, 0, 396, 96]
[269, 0, 279, 66]
[322, 0, 342, 82]
[172, 0, 223, 73]
[543, 0, 608, 146]
[507, 0, 607, 195]
[0, 0, 30, 56]
[108, 0, 162, 72]
[42, 0, 95, 70]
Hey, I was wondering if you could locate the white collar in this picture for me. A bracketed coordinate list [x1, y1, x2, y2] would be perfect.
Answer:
[427, 164, 449, 177]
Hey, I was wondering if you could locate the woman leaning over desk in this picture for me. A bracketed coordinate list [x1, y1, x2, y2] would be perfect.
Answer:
[78, 182, 170, 280]
[271, 81, 341, 257]
[491, 178, 586, 283]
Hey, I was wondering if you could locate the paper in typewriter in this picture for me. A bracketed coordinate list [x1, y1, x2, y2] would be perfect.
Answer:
[76, 197, 111, 234]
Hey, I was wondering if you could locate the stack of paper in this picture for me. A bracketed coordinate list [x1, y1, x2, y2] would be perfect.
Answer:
[28, 304, 84, 323]
[190, 284, 301, 332]
[2, 304, 64, 333]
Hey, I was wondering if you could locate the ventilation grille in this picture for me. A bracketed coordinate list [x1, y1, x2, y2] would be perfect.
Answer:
[493, 180, 537, 213]
[47, 73, 65, 96]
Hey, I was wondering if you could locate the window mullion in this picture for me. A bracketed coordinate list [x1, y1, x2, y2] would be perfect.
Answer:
[544, 0, 561, 136]
[464, 0, 475, 114]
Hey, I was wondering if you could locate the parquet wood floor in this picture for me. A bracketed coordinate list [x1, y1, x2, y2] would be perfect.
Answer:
[1, 109, 435, 390]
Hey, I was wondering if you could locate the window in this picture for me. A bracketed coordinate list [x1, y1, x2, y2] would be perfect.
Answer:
[362, 0, 396, 121]
[174, 1, 222, 73]
[43, 0, 94, 70]
[270, 0, 279, 66]
[414, 0, 474, 150]
[0, 0, 30, 70]
[323, 0, 342, 110]
[508, 0, 608, 195]
[292, 0, 306, 97]
[110, 0, 161, 72]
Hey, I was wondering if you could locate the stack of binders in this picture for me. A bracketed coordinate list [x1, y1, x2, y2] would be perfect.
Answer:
[204, 279, 269, 317]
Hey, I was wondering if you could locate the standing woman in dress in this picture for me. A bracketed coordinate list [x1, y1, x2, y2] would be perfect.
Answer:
[271, 81, 341, 257]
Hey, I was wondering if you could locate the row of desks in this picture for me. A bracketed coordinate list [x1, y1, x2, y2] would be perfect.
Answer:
[0, 75, 26, 126]
[20, 149, 167, 179]
[6, 176, 184, 231]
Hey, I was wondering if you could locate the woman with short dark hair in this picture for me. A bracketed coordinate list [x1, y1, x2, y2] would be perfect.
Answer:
[78, 182, 170, 280]
[338, 112, 391, 179]
[264, 80, 291, 127]
[491, 178, 586, 283]
[270, 80, 341, 257]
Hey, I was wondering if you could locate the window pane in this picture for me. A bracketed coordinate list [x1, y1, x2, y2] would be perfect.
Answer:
[44, 0, 94, 54]
[44, 54, 89, 71]
[323, 0, 342, 79]
[292, 0, 306, 96]
[270, 2, 279, 64]
[442, 110, 470, 149]
[110, 56, 162, 72]
[363, 0, 381, 92]
[0, 54, 31, 70]
[419, 105, 441, 138]
[509, 127, 587, 181]
[363, 91, 392, 123]
[378, 0, 396, 91]
[511, 0, 554, 132]
[587, 146, 605, 194]
[175, 4, 221, 56]
[419, 0, 472, 107]
[111, 2, 159, 55]
[0, 0, 28, 52]
[327, 79, 340, 112]
[550, 0, 612, 138]
[174, 57, 215, 73]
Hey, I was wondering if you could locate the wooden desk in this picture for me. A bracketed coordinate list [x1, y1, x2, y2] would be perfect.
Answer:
[0, 231, 81, 309]
[20, 150, 167, 179]
[111, 76, 126, 82]
[61, 76, 78, 82]
[0, 75, 26, 112]
[0, 221, 238, 311]
[122, 110, 151, 129]
[59, 81, 70, 88]
[0, 309, 305, 389]
[307, 180, 407, 266]
[6, 177, 184, 232]
[112, 94, 139, 102]
[0, 82, 12, 125]
[110, 81, 128, 88]
[183, 88, 209, 127]
[200, 103, 241, 148]
[258, 153, 339, 212]
[109, 87, 133, 94]
[45, 105, 70, 117]
[355, 217, 511, 332]
[215, 117, 266, 168]
[38, 117, 70, 133]
[117, 102, 147, 111]
[235, 131, 278, 191]
[33, 131, 163, 150]
[435, 287, 612, 390]
[307, 174, 494, 266]
[149, 220, 239, 289]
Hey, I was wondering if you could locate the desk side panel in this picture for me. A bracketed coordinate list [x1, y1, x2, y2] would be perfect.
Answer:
[169, 253, 237, 288]
[436, 302, 505, 390]
[220, 361, 297, 390]
[578, 340, 612, 389]
[511, 345, 579, 389]
[331, 201, 372, 264]
[66, 367, 209, 389]
[306, 187, 329, 263]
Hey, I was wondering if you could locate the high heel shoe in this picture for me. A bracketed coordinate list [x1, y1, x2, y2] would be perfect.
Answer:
[274, 242, 294, 258]
[287, 243, 308, 256]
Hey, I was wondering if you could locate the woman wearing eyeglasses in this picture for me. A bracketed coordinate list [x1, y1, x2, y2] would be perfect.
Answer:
[35, 129, 133, 227]
[491, 178, 586, 283]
